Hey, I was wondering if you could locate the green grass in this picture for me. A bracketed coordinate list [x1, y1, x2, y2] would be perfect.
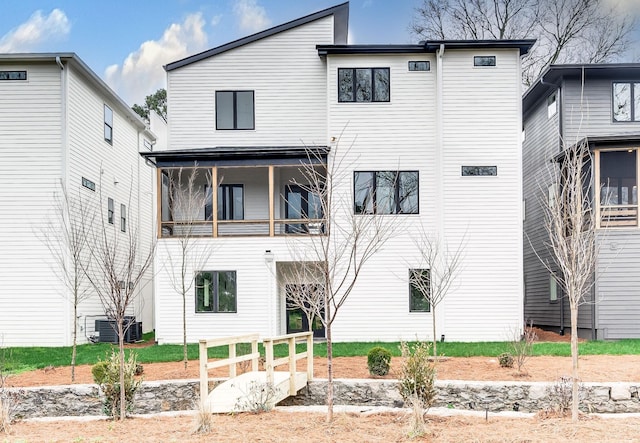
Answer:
[3, 333, 640, 375]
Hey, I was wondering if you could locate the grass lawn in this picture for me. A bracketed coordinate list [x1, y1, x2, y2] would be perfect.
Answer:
[3, 332, 640, 374]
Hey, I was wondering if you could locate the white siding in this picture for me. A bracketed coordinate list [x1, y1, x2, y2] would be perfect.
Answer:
[0, 62, 67, 346]
[167, 16, 334, 150]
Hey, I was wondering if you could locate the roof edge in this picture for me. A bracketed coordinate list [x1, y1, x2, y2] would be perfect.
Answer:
[318, 39, 536, 56]
[165, 2, 349, 72]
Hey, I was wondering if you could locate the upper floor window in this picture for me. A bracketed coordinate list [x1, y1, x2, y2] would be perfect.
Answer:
[612, 82, 640, 122]
[338, 68, 390, 102]
[354, 171, 418, 214]
[82, 177, 96, 191]
[408, 61, 430, 72]
[462, 166, 497, 176]
[214, 184, 244, 220]
[474, 56, 496, 67]
[120, 204, 127, 232]
[104, 105, 113, 144]
[0, 71, 27, 80]
[107, 198, 114, 224]
[547, 92, 557, 118]
[216, 91, 254, 130]
[598, 149, 638, 227]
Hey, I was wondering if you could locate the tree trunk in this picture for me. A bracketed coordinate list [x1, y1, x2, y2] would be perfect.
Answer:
[570, 304, 579, 422]
[432, 307, 437, 358]
[326, 324, 333, 422]
[118, 319, 126, 421]
[71, 302, 77, 382]
[183, 291, 188, 370]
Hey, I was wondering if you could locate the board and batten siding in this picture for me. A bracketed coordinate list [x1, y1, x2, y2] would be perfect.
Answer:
[595, 230, 640, 339]
[562, 77, 640, 143]
[166, 15, 334, 151]
[0, 61, 68, 346]
[439, 49, 524, 341]
[66, 64, 155, 339]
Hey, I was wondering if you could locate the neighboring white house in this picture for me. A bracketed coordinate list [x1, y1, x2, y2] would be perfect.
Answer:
[0, 53, 156, 347]
[144, 2, 534, 344]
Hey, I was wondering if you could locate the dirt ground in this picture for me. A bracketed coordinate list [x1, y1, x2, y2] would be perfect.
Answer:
[5, 328, 640, 442]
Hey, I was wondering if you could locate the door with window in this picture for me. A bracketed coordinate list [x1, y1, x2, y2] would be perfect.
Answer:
[285, 185, 322, 233]
[285, 284, 325, 338]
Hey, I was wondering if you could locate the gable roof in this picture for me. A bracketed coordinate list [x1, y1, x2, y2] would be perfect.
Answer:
[523, 63, 640, 114]
[164, 2, 349, 72]
[0, 52, 154, 138]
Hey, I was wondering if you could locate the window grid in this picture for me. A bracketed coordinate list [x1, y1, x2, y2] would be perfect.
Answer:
[612, 82, 640, 122]
[338, 68, 390, 103]
[215, 90, 255, 130]
[354, 171, 419, 214]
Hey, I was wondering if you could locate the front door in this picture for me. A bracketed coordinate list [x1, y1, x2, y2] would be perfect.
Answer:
[285, 284, 325, 338]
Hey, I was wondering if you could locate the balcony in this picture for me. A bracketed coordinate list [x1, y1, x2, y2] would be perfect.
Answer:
[146, 147, 329, 238]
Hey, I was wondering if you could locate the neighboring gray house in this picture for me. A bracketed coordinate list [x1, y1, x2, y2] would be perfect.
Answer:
[523, 64, 640, 339]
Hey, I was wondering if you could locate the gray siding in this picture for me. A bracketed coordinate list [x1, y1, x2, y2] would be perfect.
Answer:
[562, 77, 640, 143]
[595, 230, 640, 339]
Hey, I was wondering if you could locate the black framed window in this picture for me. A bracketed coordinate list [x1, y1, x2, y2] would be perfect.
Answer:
[107, 198, 114, 224]
[82, 177, 95, 191]
[409, 269, 430, 312]
[338, 68, 390, 102]
[474, 56, 496, 67]
[211, 184, 244, 220]
[0, 70, 27, 80]
[612, 82, 640, 122]
[354, 171, 418, 214]
[104, 104, 113, 143]
[408, 61, 430, 71]
[461, 166, 497, 176]
[195, 271, 237, 313]
[120, 204, 127, 232]
[216, 91, 254, 129]
[285, 184, 323, 233]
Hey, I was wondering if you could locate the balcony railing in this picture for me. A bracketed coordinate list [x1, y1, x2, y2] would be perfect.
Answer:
[599, 205, 638, 228]
[160, 218, 325, 238]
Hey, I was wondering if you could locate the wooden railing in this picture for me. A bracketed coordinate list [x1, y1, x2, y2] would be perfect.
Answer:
[600, 205, 638, 227]
[263, 332, 314, 396]
[198, 333, 260, 407]
[160, 218, 325, 238]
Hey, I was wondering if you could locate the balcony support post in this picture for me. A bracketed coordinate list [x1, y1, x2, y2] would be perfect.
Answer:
[269, 165, 275, 236]
[212, 166, 218, 237]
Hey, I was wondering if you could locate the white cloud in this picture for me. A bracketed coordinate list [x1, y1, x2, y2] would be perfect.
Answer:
[104, 13, 209, 106]
[211, 14, 223, 27]
[0, 9, 70, 52]
[233, 0, 271, 33]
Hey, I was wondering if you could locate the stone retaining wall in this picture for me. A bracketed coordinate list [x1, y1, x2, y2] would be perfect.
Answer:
[8, 378, 640, 419]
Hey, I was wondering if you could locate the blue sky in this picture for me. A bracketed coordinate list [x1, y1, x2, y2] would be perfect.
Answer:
[1, 0, 638, 106]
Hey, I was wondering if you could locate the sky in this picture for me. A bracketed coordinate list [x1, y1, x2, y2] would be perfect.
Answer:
[0, 0, 639, 106]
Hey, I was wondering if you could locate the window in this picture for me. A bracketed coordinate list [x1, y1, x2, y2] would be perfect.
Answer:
[338, 68, 390, 102]
[216, 91, 254, 129]
[195, 271, 237, 313]
[104, 105, 113, 143]
[547, 93, 557, 118]
[285, 185, 323, 233]
[354, 171, 418, 214]
[120, 204, 127, 232]
[549, 274, 558, 303]
[409, 269, 430, 312]
[474, 56, 496, 67]
[612, 82, 640, 122]
[461, 166, 497, 176]
[0, 71, 27, 80]
[599, 149, 638, 227]
[408, 61, 430, 71]
[82, 177, 95, 191]
[215, 184, 244, 220]
[107, 198, 114, 224]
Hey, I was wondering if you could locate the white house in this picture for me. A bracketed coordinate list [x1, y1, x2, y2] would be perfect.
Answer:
[144, 2, 534, 344]
[0, 53, 156, 347]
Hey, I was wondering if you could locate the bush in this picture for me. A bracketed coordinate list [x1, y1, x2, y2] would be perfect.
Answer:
[91, 349, 142, 418]
[498, 352, 514, 368]
[398, 341, 436, 438]
[367, 346, 392, 376]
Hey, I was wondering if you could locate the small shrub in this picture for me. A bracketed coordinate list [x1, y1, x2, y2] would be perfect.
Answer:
[91, 349, 142, 419]
[398, 341, 437, 438]
[546, 375, 584, 416]
[233, 381, 278, 413]
[367, 346, 391, 376]
[192, 402, 214, 434]
[510, 322, 536, 373]
[498, 352, 514, 368]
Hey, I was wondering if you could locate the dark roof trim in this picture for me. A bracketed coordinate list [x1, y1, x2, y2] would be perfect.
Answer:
[554, 135, 640, 161]
[165, 2, 348, 71]
[318, 39, 535, 56]
[140, 146, 330, 167]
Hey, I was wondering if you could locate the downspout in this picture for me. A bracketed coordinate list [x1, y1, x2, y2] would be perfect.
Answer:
[540, 73, 566, 336]
[56, 56, 73, 346]
[436, 43, 445, 337]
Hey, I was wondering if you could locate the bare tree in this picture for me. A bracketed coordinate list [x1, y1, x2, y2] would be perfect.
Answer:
[84, 184, 155, 420]
[279, 262, 325, 335]
[409, 230, 463, 358]
[288, 137, 395, 422]
[163, 167, 213, 369]
[411, 0, 636, 84]
[38, 181, 95, 381]
[541, 137, 597, 421]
